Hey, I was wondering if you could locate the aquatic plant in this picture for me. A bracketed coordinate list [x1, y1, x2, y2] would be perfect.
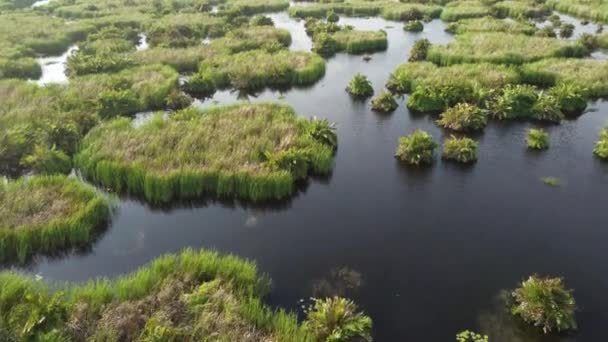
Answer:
[395, 130, 438, 166]
[303, 296, 372, 342]
[532, 93, 564, 123]
[76, 103, 336, 203]
[541, 176, 560, 186]
[408, 39, 431, 62]
[437, 103, 487, 131]
[427, 33, 587, 65]
[535, 26, 557, 38]
[145, 14, 226, 48]
[0, 248, 314, 341]
[346, 73, 374, 98]
[559, 23, 575, 38]
[288, 2, 441, 22]
[527, 128, 550, 150]
[0, 175, 111, 264]
[456, 330, 489, 342]
[545, 0, 608, 24]
[511, 275, 577, 333]
[250, 15, 274, 26]
[20, 145, 72, 175]
[0, 58, 41, 80]
[331, 29, 388, 54]
[440, 1, 493, 22]
[593, 128, 608, 160]
[183, 71, 217, 98]
[492, 0, 550, 18]
[489, 84, 538, 120]
[371, 92, 398, 113]
[442, 136, 478, 163]
[404, 20, 424, 32]
[445, 16, 536, 35]
[327, 10, 339, 23]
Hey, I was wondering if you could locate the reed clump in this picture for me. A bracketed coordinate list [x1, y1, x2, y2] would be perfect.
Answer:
[545, 0, 608, 24]
[0, 175, 111, 264]
[346, 73, 374, 98]
[442, 136, 478, 163]
[76, 103, 337, 203]
[395, 129, 438, 165]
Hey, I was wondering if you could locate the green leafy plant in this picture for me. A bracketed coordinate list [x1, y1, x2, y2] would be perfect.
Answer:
[303, 297, 372, 342]
[346, 73, 374, 98]
[308, 117, 338, 150]
[371, 92, 398, 112]
[437, 103, 487, 131]
[527, 128, 550, 150]
[404, 20, 424, 32]
[532, 93, 564, 123]
[559, 23, 575, 38]
[456, 330, 489, 342]
[442, 136, 478, 163]
[548, 83, 588, 116]
[20, 145, 72, 175]
[511, 275, 577, 333]
[395, 129, 438, 165]
[593, 128, 608, 160]
[327, 10, 339, 23]
[408, 39, 431, 62]
[490, 84, 538, 120]
[96, 89, 142, 119]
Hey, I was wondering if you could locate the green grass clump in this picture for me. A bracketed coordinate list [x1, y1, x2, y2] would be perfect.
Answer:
[442, 136, 478, 163]
[598, 33, 608, 48]
[346, 73, 374, 98]
[437, 103, 488, 131]
[76, 103, 336, 203]
[521, 58, 608, 98]
[511, 275, 577, 333]
[404, 20, 424, 32]
[428, 33, 587, 65]
[440, 1, 494, 22]
[288, 1, 442, 21]
[489, 84, 538, 120]
[545, 0, 608, 24]
[548, 83, 588, 116]
[223, 0, 290, 16]
[145, 14, 226, 48]
[457, 330, 489, 342]
[445, 16, 536, 35]
[593, 128, 608, 160]
[133, 45, 219, 73]
[492, 0, 550, 18]
[331, 29, 388, 54]
[303, 297, 372, 342]
[198, 50, 325, 91]
[0, 58, 41, 80]
[559, 23, 575, 38]
[212, 26, 292, 54]
[371, 91, 398, 112]
[0, 175, 111, 264]
[0, 248, 315, 341]
[409, 39, 431, 62]
[395, 129, 438, 165]
[527, 128, 550, 149]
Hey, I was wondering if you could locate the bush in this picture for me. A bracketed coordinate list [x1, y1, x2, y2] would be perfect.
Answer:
[346, 73, 374, 98]
[456, 330, 489, 342]
[395, 129, 438, 165]
[437, 103, 487, 131]
[183, 71, 216, 98]
[511, 275, 577, 333]
[303, 297, 372, 342]
[96, 89, 142, 119]
[559, 23, 575, 38]
[532, 93, 565, 123]
[408, 39, 431, 62]
[490, 84, 538, 120]
[404, 20, 424, 32]
[442, 136, 478, 163]
[371, 92, 398, 112]
[20, 145, 72, 175]
[594, 128, 608, 160]
[527, 128, 550, 150]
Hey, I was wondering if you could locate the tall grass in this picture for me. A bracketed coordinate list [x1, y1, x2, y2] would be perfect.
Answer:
[492, 1, 550, 19]
[446, 16, 536, 35]
[0, 175, 111, 264]
[330, 29, 388, 54]
[427, 33, 588, 65]
[288, 1, 442, 21]
[440, 1, 494, 22]
[546, 0, 608, 23]
[76, 103, 336, 203]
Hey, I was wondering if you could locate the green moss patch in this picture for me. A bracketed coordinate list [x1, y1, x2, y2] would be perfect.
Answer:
[0, 175, 111, 264]
[76, 103, 336, 203]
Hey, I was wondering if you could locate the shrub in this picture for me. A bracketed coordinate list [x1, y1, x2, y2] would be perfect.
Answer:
[346, 73, 374, 98]
[442, 136, 478, 163]
[371, 92, 398, 113]
[303, 297, 372, 342]
[490, 84, 538, 120]
[532, 93, 565, 123]
[183, 71, 216, 98]
[456, 330, 489, 342]
[437, 103, 487, 131]
[593, 128, 608, 160]
[408, 39, 431, 62]
[511, 275, 577, 333]
[250, 15, 274, 26]
[527, 128, 550, 150]
[559, 23, 575, 38]
[404, 20, 424, 32]
[0, 175, 111, 264]
[395, 129, 438, 165]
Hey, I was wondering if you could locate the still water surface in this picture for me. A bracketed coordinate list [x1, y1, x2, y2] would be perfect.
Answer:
[17, 12, 608, 342]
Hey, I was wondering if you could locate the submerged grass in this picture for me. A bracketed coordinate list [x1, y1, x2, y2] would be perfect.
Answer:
[427, 33, 588, 65]
[76, 103, 336, 203]
[0, 175, 111, 264]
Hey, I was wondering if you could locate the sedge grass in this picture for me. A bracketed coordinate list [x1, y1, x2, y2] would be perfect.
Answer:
[76, 103, 336, 203]
[0, 175, 111, 264]
[440, 1, 494, 22]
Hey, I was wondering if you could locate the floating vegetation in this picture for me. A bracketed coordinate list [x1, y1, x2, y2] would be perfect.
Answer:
[346, 73, 374, 98]
[0, 248, 315, 340]
[527, 128, 550, 150]
[541, 176, 561, 186]
[427, 33, 588, 65]
[408, 39, 431, 62]
[593, 128, 608, 160]
[445, 16, 536, 35]
[371, 91, 398, 113]
[395, 130, 438, 166]
[307, 19, 387, 56]
[311, 267, 363, 298]
[0, 175, 111, 264]
[511, 275, 577, 333]
[303, 297, 372, 342]
[437, 103, 487, 131]
[456, 330, 489, 342]
[76, 103, 337, 203]
[404, 20, 424, 32]
[442, 136, 478, 163]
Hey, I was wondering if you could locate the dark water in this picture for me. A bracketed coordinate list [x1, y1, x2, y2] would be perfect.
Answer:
[18, 13, 608, 342]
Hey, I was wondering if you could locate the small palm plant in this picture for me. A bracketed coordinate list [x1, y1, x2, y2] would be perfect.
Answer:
[593, 127, 608, 159]
[371, 91, 398, 113]
[511, 275, 577, 334]
[395, 129, 438, 165]
[346, 74, 374, 98]
[303, 297, 372, 342]
[442, 136, 478, 163]
[527, 128, 549, 150]
[437, 103, 487, 131]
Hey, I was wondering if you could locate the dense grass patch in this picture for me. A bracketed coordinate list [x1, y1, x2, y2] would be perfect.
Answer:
[427, 33, 588, 65]
[440, 1, 494, 22]
[346, 73, 374, 97]
[521, 58, 608, 98]
[144, 14, 226, 48]
[0, 248, 320, 341]
[437, 103, 488, 131]
[303, 297, 373, 341]
[527, 128, 550, 149]
[305, 19, 387, 56]
[492, 0, 551, 19]
[0, 175, 111, 264]
[594, 128, 608, 159]
[371, 92, 399, 112]
[222, 0, 290, 16]
[489, 84, 565, 122]
[404, 20, 424, 32]
[546, 0, 608, 23]
[288, 1, 442, 21]
[442, 136, 478, 163]
[445, 16, 536, 35]
[76, 103, 337, 203]
[395, 130, 438, 165]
